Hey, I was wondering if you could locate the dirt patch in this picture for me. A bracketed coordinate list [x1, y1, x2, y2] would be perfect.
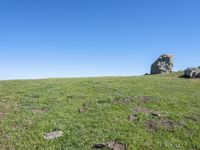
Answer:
[133, 107, 151, 114]
[185, 116, 198, 122]
[32, 109, 47, 113]
[44, 131, 63, 140]
[146, 117, 179, 132]
[136, 96, 154, 103]
[92, 141, 127, 150]
[114, 96, 135, 104]
[150, 112, 161, 117]
[133, 107, 161, 116]
[0, 112, 6, 118]
[113, 95, 155, 104]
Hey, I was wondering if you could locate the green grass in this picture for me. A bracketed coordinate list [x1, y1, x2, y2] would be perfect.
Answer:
[0, 72, 200, 150]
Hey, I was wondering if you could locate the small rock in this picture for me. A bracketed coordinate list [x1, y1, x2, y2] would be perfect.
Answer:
[151, 112, 161, 117]
[79, 104, 87, 113]
[79, 107, 86, 113]
[44, 131, 63, 140]
[128, 114, 138, 122]
[151, 54, 174, 74]
[184, 67, 200, 78]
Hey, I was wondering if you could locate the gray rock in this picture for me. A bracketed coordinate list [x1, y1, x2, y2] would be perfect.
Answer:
[184, 68, 200, 78]
[151, 54, 174, 74]
[44, 131, 63, 140]
[128, 114, 138, 122]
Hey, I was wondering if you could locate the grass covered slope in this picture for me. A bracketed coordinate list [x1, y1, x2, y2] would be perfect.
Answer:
[0, 72, 200, 150]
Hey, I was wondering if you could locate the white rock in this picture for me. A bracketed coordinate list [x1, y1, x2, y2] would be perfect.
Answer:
[44, 131, 63, 140]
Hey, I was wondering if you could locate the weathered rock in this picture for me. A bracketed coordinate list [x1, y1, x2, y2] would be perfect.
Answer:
[151, 54, 174, 74]
[44, 131, 63, 140]
[128, 114, 138, 122]
[184, 67, 200, 78]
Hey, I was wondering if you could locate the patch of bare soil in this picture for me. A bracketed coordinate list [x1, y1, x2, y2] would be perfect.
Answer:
[31, 109, 47, 113]
[185, 116, 198, 122]
[133, 107, 151, 114]
[114, 95, 154, 104]
[133, 107, 161, 117]
[114, 96, 135, 104]
[0, 112, 6, 119]
[136, 96, 154, 103]
[92, 141, 127, 150]
[146, 117, 179, 132]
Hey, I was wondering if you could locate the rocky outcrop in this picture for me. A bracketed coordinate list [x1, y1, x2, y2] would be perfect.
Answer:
[184, 67, 200, 78]
[151, 54, 174, 74]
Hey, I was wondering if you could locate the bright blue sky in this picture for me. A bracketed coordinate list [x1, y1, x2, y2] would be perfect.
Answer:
[0, 0, 200, 80]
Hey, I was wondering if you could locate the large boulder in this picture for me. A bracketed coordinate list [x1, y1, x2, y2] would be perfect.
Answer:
[184, 67, 200, 78]
[151, 54, 174, 74]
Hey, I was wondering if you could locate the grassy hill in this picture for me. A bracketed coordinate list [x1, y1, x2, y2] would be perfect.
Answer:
[0, 72, 200, 150]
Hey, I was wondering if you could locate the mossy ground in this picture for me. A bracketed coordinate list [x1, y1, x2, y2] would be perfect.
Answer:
[0, 72, 200, 150]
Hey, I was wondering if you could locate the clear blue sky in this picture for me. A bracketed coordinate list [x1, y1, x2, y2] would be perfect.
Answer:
[0, 0, 199, 80]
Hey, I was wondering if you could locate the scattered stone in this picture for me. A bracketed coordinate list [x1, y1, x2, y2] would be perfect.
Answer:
[92, 141, 127, 150]
[184, 67, 200, 78]
[146, 118, 178, 132]
[79, 107, 87, 113]
[79, 104, 87, 113]
[44, 131, 63, 140]
[151, 54, 174, 74]
[128, 114, 138, 122]
[151, 112, 161, 117]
